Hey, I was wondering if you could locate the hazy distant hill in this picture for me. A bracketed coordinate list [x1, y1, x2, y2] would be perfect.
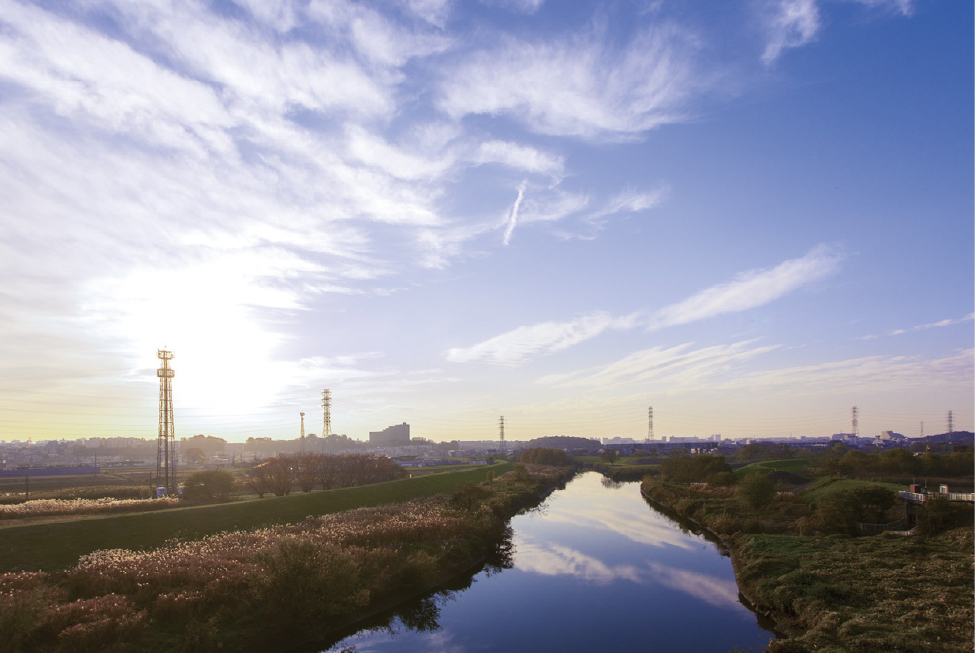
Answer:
[525, 436, 600, 450]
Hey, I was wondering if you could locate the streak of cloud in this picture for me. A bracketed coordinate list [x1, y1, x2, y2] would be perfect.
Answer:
[503, 181, 528, 246]
[646, 244, 842, 331]
[446, 312, 639, 365]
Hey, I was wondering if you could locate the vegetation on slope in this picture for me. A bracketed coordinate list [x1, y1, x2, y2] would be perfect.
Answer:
[0, 463, 513, 573]
[0, 464, 567, 652]
[640, 449, 974, 653]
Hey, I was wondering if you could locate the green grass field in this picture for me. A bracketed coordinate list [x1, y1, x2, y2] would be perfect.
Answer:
[0, 462, 513, 573]
[799, 476, 906, 502]
[733, 458, 811, 479]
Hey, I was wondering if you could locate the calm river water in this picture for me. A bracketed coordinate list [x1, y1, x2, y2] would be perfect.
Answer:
[323, 472, 774, 652]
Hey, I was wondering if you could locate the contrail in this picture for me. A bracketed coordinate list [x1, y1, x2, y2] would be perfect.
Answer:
[503, 180, 527, 246]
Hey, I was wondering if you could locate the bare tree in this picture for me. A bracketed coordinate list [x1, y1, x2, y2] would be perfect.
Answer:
[246, 463, 271, 498]
[265, 455, 295, 496]
[294, 453, 319, 492]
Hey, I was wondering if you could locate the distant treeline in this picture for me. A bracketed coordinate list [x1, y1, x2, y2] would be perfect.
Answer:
[518, 447, 573, 466]
[524, 436, 599, 450]
[246, 453, 404, 497]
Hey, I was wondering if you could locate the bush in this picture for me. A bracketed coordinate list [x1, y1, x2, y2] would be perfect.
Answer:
[181, 470, 235, 503]
[737, 474, 775, 509]
[661, 455, 731, 484]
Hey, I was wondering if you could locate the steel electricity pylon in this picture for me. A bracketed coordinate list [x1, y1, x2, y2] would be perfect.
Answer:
[322, 389, 332, 438]
[156, 349, 177, 495]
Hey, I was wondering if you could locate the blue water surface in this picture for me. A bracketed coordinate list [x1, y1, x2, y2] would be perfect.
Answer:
[323, 472, 773, 653]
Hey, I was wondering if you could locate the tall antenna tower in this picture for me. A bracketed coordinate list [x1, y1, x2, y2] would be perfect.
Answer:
[947, 410, 953, 435]
[499, 416, 506, 455]
[851, 406, 859, 438]
[920, 421, 924, 438]
[646, 405, 654, 443]
[322, 389, 332, 438]
[156, 349, 177, 495]
[300, 412, 306, 452]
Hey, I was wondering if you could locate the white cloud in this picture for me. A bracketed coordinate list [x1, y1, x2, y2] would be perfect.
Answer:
[724, 349, 975, 395]
[438, 25, 698, 138]
[538, 341, 780, 388]
[647, 244, 842, 330]
[446, 312, 639, 365]
[862, 313, 975, 340]
[516, 542, 643, 584]
[503, 181, 528, 245]
[761, 0, 820, 65]
[450, 246, 839, 366]
[476, 140, 565, 178]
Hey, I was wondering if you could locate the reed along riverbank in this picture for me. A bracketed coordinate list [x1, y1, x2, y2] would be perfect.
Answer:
[641, 477, 974, 653]
[0, 464, 572, 652]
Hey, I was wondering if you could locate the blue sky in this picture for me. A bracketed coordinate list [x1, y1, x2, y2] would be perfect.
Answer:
[1, 0, 971, 443]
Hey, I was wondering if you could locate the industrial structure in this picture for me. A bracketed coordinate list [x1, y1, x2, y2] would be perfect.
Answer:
[156, 349, 177, 495]
[322, 389, 332, 439]
[369, 422, 410, 447]
[300, 412, 305, 452]
[499, 415, 506, 454]
[646, 405, 654, 443]
[851, 406, 859, 438]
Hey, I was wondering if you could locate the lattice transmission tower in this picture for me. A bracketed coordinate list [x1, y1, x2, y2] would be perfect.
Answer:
[300, 412, 306, 452]
[156, 349, 177, 495]
[851, 406, 859, 438]
[947, 410, 953, 435]
[322, 389, 332, 438]
[646, 406, 654, 443]
[499, 416, 506, 455]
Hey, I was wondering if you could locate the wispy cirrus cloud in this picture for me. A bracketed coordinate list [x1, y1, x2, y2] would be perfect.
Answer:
[450, 245, 840, 366]
[438, 24, 699, 139]
[861, 313, 974, 340]
[647, 244, 842, 330]
[446, 312, 639, 365]
[723, 349, 974, 395]
[761, 0, 820, 65]
[538, 340, 780, 388]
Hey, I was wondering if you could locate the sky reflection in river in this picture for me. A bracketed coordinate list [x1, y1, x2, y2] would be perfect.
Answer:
[325, 472, 772, 653]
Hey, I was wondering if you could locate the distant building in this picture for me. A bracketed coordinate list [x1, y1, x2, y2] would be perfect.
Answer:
[369, 422, 411, 447]
[879, 430, 907, 442]
[602, 437, 637, 445]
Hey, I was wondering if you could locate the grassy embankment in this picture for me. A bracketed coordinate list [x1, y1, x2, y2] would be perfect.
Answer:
[0, 462, 513, 573]
[642, 465, 974, 653]
[578, 455, 660, 481]
[0, 462, 564, 652]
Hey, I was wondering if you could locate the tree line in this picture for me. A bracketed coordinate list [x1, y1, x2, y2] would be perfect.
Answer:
[246, 453, 404, 497]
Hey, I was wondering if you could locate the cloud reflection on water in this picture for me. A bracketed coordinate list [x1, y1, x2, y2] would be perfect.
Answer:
[646, 563, 745, 611]
[515, 541, 644, 584]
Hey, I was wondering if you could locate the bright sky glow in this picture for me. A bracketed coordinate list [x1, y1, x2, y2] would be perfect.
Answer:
[1, 0, 971, 443]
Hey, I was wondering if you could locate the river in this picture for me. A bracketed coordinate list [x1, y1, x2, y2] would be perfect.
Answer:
[322, 472, 774, 652]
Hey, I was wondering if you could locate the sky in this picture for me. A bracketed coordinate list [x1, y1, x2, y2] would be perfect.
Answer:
[0, 0, 972, 444]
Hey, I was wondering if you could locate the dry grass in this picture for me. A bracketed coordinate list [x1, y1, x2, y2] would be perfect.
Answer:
[0, 466, 568, 652]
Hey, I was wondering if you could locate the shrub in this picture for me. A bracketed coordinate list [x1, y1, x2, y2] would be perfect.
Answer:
[737, 473, 775, 509]
[256, 538, 370, 626]
[181, 470, 235, 503]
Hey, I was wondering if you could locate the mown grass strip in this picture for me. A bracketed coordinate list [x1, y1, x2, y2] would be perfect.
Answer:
[733, 459, 810, 479]
[0, 463, 513, 573]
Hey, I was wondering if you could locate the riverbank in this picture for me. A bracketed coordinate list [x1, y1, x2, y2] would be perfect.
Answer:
[0, 462, 513, 573]
[0, 464, 570, 652]
[641, 477, 974, 653]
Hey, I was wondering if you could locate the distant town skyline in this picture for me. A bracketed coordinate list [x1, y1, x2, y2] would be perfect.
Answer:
[1, 0, 971, 444]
